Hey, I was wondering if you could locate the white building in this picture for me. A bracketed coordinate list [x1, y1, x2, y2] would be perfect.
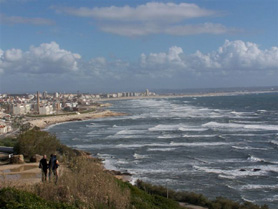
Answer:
[13, 104, 31, 115]
[0, 124, 12, 134]
[0, 125, 7, 134]
[39, 105, 54, 115]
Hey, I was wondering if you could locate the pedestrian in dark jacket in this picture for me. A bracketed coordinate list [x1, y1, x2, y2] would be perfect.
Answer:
[39, 155, 48, 182]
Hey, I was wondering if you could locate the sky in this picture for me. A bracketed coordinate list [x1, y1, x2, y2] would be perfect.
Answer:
[0, 0, 277, 93]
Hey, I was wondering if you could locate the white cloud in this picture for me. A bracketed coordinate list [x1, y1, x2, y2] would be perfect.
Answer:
[54, 2, 216, 22]
[53, 2, 236, 37]
[99, 22, 233, 37]
[196, 40, 278, 71]
[139, 40, 278, 75]
[1, 40, 277, 84]
[0, 13, 54, 25]
[0, 42, 81, 74]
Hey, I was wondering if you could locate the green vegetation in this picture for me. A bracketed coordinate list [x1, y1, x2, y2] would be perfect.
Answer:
[27, 112, 77, 118]
[0, 187, 75, 209]
[26, 109, 96, 118]
[0, 129, 270, 209]
[125, 182, 183, 209]
[0, 137, 17, 147]
[13, 128, 82, 162]
[29, 157, 130, 209]
[136, 181, 269, 209]
[79, 109, 96, 114]
[14, 128, 62, 160]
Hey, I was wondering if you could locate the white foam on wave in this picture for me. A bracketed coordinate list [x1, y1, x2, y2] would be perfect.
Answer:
[219, 175, 236, 179]
[116, 144, 146, 148]
[263, 195, 278, 202]
[240, 184, 278, 190]
[158, 134, 180, 139]
[232, 146, 268, 151]
[224, 133, 258, 137]
[133, 153, 149, 159]
[203, 122, 278, 131]
[170, 142, 231, 147]
[247, 155, 265, 162]
[149, 124, 207, 132]
[178, 127, 208, 132]
[183, 134, 216, 138]
[116, 129, 146, 135]
[231, 120, 265, 124]
[117, 159, 129, 165]
[73, 144, 111, 149]
[241, 196, 256, 203]
[213, 159, 246, 163]
[72, 137, 81, 141]
[86, 123, 108, 128]
[194, 165, 268, 178]
[103, 158, 117, 170]
[147, 148, 176, 152]
[115, 141, 231, 149]
[270, 140, 278, 146]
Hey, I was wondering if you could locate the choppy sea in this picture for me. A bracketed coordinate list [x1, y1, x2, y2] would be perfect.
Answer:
[48, 93, 278, 208]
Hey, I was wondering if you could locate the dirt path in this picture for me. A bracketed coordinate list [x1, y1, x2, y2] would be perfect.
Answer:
[179, 202, 208, 209]
[0, 163, 65, 187]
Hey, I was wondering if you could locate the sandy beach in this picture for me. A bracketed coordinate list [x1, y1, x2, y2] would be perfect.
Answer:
[27, 110, 126, 129]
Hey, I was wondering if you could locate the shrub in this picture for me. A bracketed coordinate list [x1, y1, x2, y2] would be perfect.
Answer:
[135, 180, 268, 209]
[0, 187, 75, 209]
[0, 137, 17, 147]
[14, 128, 61, 160]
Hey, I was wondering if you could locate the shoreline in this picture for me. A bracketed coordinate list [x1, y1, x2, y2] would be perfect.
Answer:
[28, 110, 126, 129]
[96, 90, 278, 102]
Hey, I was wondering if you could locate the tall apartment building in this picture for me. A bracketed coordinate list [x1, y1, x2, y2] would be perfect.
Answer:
[13, 104, 31, 115]
[39, 105, 53, 115]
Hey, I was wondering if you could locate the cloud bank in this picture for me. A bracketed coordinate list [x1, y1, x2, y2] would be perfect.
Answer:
[1, 40, 277, 92]
[1, 40, 277, 76]
[53, 2, 236, 36]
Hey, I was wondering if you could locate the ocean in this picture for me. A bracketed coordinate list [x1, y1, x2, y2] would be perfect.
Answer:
[47, 93, 278, 208]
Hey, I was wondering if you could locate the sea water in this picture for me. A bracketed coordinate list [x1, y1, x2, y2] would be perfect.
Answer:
[48, 93, 278, 208]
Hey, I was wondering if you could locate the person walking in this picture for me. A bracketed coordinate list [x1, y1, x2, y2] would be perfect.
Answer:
[52, 155, 60, 184]
[39, 155, 48, 182]
[49, 154, 59, 184]
[48, 154, 55, 182]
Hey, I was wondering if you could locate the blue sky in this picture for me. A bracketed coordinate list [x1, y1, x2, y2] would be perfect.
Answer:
[0, 0, 277, 93]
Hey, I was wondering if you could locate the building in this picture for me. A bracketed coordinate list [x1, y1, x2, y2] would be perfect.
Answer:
[39, 105, 54, 115]
[54, 92, 59, 98]
[13, 104, 31, 115]
[0, 125, 7, 134]
[0, 124, 12, 134]
[43, 91, 48, 99]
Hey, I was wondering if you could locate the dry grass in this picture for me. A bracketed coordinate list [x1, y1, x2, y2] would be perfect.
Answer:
[27, 157, 130, 209]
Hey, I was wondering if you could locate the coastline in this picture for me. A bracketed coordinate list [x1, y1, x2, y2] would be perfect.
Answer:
[28, 110, 126, 129]
[97, 90, 278, 102]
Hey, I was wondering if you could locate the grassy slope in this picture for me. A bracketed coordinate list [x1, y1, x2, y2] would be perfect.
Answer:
[0, 129, 270, 209]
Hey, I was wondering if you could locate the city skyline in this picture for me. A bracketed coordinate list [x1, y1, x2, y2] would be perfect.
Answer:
[0, 0, 278, 93]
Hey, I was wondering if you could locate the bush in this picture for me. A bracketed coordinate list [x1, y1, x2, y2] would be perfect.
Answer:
[0, 187, 75, 209]
[0, 137, 17, 147]
[135, 181, 268, 209]
[14, 128, 61, 160]
[125, 182, 183, 209]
